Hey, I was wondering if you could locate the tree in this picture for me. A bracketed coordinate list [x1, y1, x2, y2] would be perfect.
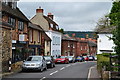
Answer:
[94, 14, 112, 32]
[59, 28, 64, 33]
[109, 1, 120, 73]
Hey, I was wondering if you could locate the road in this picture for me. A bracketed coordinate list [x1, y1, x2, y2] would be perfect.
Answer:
[2, 61, 96, 80]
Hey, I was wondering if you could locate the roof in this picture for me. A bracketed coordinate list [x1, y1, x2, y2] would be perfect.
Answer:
[88, 41, 97, 47]
[1, 3, 29, 22]
[43, 16, 58, 26]
[62, 34, 77, 41]
[64, 31, 97, 39]
[28, 23, 43, 31]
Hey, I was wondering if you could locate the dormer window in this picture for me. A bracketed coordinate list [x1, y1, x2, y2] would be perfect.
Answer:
[18, 21, 24, 31]
[50, 23, 53, 28]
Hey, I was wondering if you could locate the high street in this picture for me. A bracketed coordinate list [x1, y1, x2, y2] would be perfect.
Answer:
[3, 61, 97, 80]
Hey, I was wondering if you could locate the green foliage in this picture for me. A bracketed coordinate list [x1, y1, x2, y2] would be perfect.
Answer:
[97, 54, 111, 72]
[59, 28, 64, 33]
[109, 1, 120, 56]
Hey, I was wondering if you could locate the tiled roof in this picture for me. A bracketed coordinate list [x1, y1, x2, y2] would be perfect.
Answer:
[64, 31, 97, 39]
[1, 3, 29, 22]
[88, 41, 97, 47]
[62, 34, 77, 41]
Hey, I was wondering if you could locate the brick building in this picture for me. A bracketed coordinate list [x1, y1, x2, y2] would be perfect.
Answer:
[1, 1, 29, 65]
[62, 34, 77, 56]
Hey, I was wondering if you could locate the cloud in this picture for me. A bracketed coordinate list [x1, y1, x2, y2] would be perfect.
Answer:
[18, 2, 112, 31]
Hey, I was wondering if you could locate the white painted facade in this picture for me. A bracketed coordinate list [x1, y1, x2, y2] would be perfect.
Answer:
[97, 33, 115, 54]
[46, 30, 62, 57]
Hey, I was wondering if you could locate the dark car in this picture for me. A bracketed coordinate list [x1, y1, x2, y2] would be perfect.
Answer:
[55, 56, 69, 64]
[44, 56, 55, 68]
[75, 56, 84, 62]
[88, 56, 95, 61]
[67, 56, 75, 63]
[83, 56, 89, 61]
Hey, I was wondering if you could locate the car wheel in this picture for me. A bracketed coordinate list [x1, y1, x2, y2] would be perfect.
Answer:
[22, 69, 26, 72]
[40, 67, 43, 72]
[53, 64, 55, 67]
[40, 65, 43, 72]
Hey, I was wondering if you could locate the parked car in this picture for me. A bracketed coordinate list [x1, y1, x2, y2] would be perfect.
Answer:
[88, 56, 95, 61]
[94, 56, 97, 61]
[83, 56, 89, 61]
[55, 56, 69, 64]
[75, 56, 84, 62]
[44, 56, 55, 68]
[22, 56, 47, 72]
[67, 56, 75, 63]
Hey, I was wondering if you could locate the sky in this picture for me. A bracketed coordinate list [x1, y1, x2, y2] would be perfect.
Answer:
[17, 0, 113, 31]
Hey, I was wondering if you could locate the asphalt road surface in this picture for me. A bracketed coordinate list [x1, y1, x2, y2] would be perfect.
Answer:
[2, 61, 96, 80]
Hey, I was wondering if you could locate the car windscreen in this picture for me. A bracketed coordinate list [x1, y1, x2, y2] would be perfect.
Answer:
[58, 56, 65, 58]
[68, 56, 73, 59]
[26, 57, 42, 61]
[44, 56, 51, 60]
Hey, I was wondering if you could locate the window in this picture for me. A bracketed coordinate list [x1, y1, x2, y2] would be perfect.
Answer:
[8, 17, 16, 27]
[18, 21, 24, 31]
[68, 41, 70, 47]
[73, 44, 75, 48]
[38, 31, 40, 43]
[50, 23, 53, 28]
[47, 41, 49, 46]
[29, 30, 33, 42]
[81, 46, 83, 50]
[53, 36, 55, 45]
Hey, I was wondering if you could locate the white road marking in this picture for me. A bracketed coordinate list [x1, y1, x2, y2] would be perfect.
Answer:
[87, 65, 96, 80]
[50, 70, 58, 76]
[40, 77, 46, 80]
[60, 67, 65, 70]
[66, 65, 71, 67]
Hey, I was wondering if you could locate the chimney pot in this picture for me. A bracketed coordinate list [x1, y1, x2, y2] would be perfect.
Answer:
[48, 13, 54, 20]
[36, 7, 43, 14]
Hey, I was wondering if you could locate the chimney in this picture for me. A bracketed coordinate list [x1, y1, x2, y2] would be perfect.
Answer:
[36, 6, 44, 15]
[48, 13, 54, 20]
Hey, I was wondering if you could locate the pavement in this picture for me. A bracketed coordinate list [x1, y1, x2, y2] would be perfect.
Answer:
[88, 65, 101, 80]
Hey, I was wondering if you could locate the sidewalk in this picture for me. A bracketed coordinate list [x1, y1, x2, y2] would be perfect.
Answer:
[88, 65, 101, 80]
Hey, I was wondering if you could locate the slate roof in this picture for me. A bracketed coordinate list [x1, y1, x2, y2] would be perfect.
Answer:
[43, 16, 58, 26]
[1, 3, 29, 22]
[29, 23, 43, 31]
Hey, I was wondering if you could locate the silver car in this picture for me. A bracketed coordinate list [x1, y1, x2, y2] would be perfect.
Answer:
[22, 56, 47, 72]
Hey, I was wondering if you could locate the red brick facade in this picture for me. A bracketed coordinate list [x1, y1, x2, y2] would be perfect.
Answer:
[61, 40, 77, 56]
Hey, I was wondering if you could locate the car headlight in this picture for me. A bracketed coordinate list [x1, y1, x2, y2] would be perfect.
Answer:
[47, 61, 51, 64]
[36, 64, 41, 66]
